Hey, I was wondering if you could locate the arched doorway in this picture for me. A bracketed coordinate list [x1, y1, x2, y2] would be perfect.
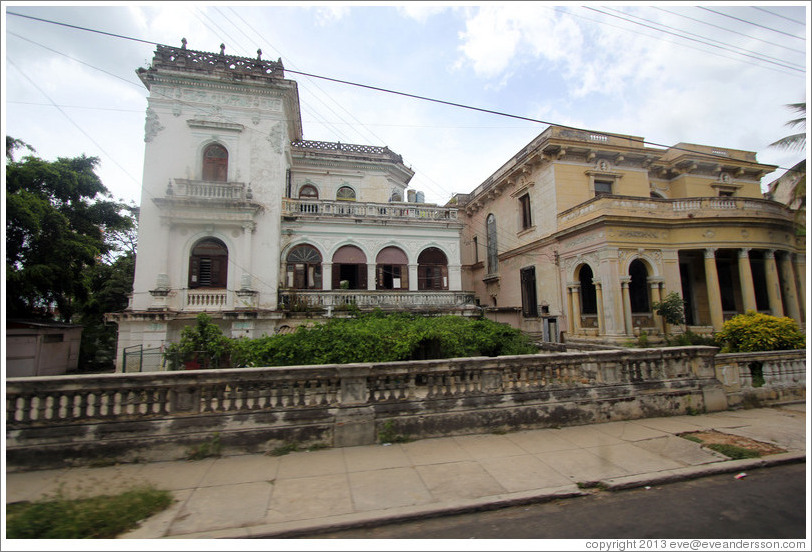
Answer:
[418, 247, 448, 290]
[188, 238, 228, 288]
[578, 265, 597, 315]
[332, 245, 367, 289]
[376, 247, 408, 290]
[286, 245, 322, 289]
[629, 259, 650, 312]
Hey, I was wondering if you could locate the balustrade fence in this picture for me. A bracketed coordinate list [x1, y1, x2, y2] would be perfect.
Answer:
[6, 347, 805, 469]
[7, 348, 713, 426]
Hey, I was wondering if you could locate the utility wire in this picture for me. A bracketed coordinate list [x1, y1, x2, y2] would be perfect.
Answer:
[752, 7, 806, 26]
[7, 9, 804, 176]
[602, 7, 805, 70]
[585, 6, 804, 73]
[653, 7, 806, 55]
[698, 6, 807, 40]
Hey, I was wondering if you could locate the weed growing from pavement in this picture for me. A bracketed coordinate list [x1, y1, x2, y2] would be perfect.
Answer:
[706, 443, 761, 460]
[186, 432, 222, 460]
[6, 485, 172, 538]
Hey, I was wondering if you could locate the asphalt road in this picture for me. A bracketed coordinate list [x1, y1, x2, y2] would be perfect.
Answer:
[304, 462, 808, 540]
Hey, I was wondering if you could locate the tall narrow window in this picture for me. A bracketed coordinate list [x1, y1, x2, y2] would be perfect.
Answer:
[202, 144, 228, 182]
[579, 265, 597, 314]
[286, 245, 322, 289]
[520, 267, 538, 317]
[519, 194, 532, 230]
[473, 236, 479, 264]
[189, 238, 228, 288]
[486, 214, 498, 275]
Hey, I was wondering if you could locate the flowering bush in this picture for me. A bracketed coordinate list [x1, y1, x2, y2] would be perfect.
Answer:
[714, 311, 805, 353]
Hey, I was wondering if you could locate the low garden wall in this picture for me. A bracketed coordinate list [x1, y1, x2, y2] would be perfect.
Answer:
[6, 347, 804, 471]
[714, 349, 806, 407]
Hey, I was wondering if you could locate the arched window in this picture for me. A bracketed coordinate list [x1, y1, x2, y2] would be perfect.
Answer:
[376, 247, 408, 290]
[629, 259, 650, 313]
[418, 247, 448, 290]
[336, 186, 356, 201]
[486, 214, 498, 274]
[202, 144, 228, 182]
[579, 265, 597, 314]
[332, 245, 367, 289]
[299, 185, 319, 199]
[189, 238, 228, 288]
[286, 245, 322, 289]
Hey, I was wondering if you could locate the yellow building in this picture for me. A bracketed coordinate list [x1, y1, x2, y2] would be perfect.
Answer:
[454, 126, 805, 343]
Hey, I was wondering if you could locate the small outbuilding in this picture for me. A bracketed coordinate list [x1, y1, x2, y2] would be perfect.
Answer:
[6, 320, 83, 377]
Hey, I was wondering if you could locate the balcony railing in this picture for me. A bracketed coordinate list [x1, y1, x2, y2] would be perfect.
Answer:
[280, 290, 475, 310]
[558, 195, 794, 226]
[168, 179, 249, 201]
[282, 198, 459, 222]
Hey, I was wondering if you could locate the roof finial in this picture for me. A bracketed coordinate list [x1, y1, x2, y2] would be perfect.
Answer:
[181, 37, 187, 49]
[257, 48, 262, 60]
[220, 43, 226, 55]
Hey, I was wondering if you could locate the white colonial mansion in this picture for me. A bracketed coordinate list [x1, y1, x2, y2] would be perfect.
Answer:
[109, 43, 473, 369]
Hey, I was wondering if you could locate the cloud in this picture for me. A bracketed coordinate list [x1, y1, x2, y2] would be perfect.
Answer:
[396, 5, 448, 23]
[315, 5, 350, 27]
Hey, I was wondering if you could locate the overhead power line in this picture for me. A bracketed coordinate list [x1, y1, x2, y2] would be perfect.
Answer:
[7, 10, 803, 175]
[752, 7, 807, 26]
[698, 6, 807, 40]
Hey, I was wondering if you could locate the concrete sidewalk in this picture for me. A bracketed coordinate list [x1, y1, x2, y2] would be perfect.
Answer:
[4, 404, 806, 539]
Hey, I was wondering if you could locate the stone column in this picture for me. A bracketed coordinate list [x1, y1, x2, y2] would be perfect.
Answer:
[566, 286, 574, 335]
[649, 278, 664, 334]
[703, 248, 724, 330]
[322, 262, 333, 291]
[408, 264, 418, 291]
[594, 279, 605, 337]
[240, 222, 256, 289]
[778, 252, 801, 323]
[737, 248, 757, 313]
[793, 253, 805, 321]
[367, 263, 376, 291]
[763, 250, 784, 317]
[570, 284, 582, 334]
[620, 277, 633, 335]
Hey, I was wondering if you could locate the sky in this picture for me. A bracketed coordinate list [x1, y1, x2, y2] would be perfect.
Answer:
[2, 2, 809, 209]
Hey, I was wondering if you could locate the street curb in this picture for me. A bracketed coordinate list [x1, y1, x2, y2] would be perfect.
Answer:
[600, 452, 806, 491]
[169, 486, 591, 539]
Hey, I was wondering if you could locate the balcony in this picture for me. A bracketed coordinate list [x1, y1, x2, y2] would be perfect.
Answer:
[557, 195, 794, 229]
[281, 198, 460, 224]
[167, 179, 251, 201]
[279, 290, 475, 311]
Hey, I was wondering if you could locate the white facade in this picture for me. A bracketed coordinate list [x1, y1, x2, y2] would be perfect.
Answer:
[110, 44, 472, 371]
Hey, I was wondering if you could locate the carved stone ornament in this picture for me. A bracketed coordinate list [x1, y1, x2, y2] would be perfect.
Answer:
[268, 122, 283, 154]
[144, 108, 164, 142]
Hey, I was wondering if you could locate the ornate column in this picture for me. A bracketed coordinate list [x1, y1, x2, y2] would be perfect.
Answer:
[778, 252, 801, 323]
[322, 262, 333, 291]
[737, 248, 757, 313]
[763, 250, 784, 317]
[793, 253, 805, 320]
[570, 284, 582, 335]
[620, 276, 633, 335]
[594, 279, 605, 337]
[649, 278, 664, 334]
[408, 264, 418, 291]
[367, 263, 376, 291]
[241, 222, 255, 290]
[703, 248, 724, 330]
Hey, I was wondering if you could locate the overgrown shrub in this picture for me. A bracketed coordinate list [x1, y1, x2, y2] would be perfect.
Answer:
[714, 311, 805, 353]
[664, 329, 718, 347]
[165, 313, 233, 370]
[231, 313, 537, 367]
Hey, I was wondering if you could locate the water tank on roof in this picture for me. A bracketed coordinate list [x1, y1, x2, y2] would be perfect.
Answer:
[415, 191, 425, 203]
[407, 190, 416, 203]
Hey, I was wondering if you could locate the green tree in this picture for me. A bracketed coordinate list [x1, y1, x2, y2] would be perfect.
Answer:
[769, 102, 806, 232]
[6, 138, 133, 322]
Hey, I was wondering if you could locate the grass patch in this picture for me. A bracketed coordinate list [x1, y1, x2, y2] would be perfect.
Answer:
[680, 434, 703, 444]
[6, 485, 173, 539]
[706, 443, 762, 460]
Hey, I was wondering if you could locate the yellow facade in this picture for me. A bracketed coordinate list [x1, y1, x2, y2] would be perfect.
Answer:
[455, 126, 805, 343]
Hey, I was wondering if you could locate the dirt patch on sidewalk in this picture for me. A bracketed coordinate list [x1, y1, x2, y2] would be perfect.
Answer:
[679, 430, 786, 458]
